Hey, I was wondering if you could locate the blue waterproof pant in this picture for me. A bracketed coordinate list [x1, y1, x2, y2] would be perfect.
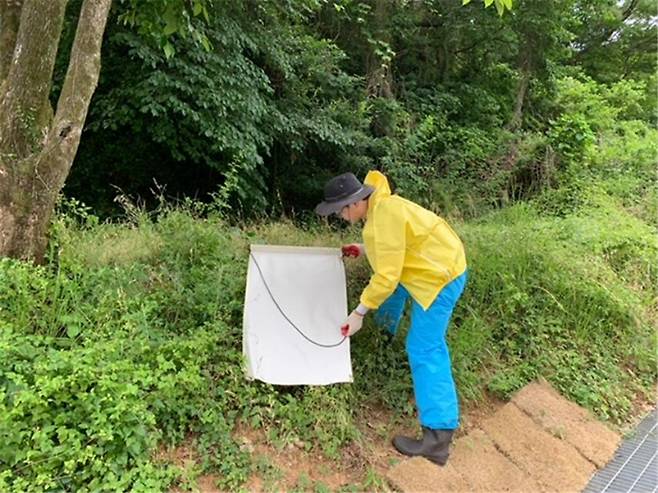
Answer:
[374, 272, 467, 430]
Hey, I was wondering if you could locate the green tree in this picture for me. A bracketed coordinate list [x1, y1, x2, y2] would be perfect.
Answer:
[67, 0, 364, 215]
[506, 0, 575, 129]
[0, 0, 112, 262]
[572, 0, 657, 84]
[0, 0, 209, 262]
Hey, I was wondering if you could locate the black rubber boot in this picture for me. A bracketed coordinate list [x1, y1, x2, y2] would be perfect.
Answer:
[392, 427, 454, 466]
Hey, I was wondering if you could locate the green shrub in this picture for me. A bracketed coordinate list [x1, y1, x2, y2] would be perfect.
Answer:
[1, 192, 655, 490]
[458, 202, 656, 421]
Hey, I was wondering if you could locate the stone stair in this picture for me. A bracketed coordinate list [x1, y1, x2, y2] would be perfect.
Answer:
[387, 380, 621, 492]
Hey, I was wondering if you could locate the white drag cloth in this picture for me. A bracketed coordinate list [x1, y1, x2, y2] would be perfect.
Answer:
[243, 244, 352, 385]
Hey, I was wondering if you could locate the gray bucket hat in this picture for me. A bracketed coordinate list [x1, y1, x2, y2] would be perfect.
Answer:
[315, 172, 374, 216]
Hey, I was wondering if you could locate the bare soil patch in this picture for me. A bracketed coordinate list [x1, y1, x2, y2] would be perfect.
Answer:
[166, 393, 504, 492]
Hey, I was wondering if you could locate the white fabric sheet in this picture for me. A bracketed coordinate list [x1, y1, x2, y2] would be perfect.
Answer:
[243, 244, 352, 385]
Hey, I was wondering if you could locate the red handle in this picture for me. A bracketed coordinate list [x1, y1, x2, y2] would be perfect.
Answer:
[341, 245, 360, 258]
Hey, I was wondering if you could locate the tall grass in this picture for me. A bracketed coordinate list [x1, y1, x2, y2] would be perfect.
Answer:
[0, 191, 655, 491]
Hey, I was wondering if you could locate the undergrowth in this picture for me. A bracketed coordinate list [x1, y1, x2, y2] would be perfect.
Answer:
[0, 190, 655, 491]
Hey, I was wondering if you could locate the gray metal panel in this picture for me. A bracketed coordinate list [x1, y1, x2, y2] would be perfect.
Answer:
[583, 409, 657, 493]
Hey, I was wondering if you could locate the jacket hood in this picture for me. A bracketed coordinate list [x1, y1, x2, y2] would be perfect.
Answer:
[364, 170, 391, 207]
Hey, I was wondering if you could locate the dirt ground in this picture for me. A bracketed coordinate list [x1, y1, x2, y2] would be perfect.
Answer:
[163, 391, 505, 492]
[386, 379, 636, 493]
[166, 382, 652, 492]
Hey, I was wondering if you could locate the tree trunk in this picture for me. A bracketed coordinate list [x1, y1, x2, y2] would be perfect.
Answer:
[439, 33, 450, 84]
[365, 0, 394, 99]
[507, 51, 531, 130]
[0, 0, 66, 157]
[0, 0, 112, 262]
[0, 0, 23, 83]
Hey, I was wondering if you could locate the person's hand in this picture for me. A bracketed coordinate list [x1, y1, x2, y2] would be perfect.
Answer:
[340, 310, 364, 337]
[341, 243, 363, 258]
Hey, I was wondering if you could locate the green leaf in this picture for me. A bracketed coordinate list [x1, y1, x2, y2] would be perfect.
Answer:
[462, 0, 472, 5]
[163, 42, 175, 59]
[503, 0, 513, 8]
[484, 0, 494, 7]
[66, 325, 80, 338]
[495, 0, 504, 15]
[163, 23, 178, 36]
[200, 35, 211, 52]
[193, 1, 203, 16]
[162, 5, 180, 36]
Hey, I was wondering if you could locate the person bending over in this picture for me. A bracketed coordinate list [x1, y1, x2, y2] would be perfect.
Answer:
[315, 170, 468, 466]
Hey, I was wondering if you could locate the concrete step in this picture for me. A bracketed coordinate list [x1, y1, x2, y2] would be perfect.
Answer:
[387, 457, 470, 493]
[480, 402, 596, 492]
[450, 429, 542, 492]
[386, 426, 543, 492]
[511, 379, 620, 468]
[387, 380, 619, 493]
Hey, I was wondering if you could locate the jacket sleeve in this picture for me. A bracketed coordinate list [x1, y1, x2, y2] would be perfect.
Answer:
[359, 200, 406, 309]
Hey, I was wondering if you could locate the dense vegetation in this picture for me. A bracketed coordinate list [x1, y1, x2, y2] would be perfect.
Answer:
[1, 0, 656, 491]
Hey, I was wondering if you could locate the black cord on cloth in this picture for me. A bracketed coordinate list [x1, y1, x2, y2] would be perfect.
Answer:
[249, 252, 347, 348]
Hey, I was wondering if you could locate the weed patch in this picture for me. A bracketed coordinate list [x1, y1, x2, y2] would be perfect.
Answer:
[1, 196, 655, 490]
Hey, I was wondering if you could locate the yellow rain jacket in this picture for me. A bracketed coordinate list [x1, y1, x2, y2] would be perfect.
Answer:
[360, 171, 467, 311]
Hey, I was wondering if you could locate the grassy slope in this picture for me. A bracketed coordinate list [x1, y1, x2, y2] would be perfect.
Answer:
[0, 193, 655, 491]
